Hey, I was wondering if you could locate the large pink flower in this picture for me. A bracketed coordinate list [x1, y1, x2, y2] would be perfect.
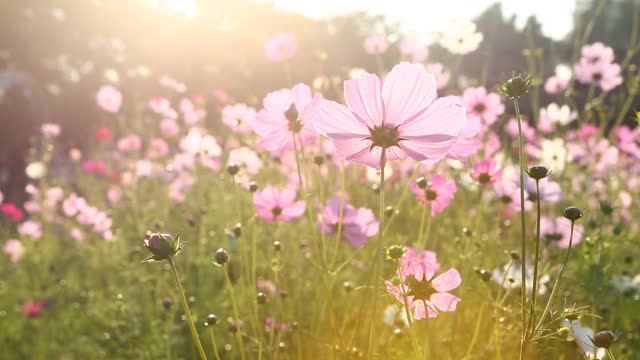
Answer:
[254, 84, 320, 155]
[265, 33, 296, 62]
[312, 62, 466, 169]
[253, 186, 306, 222]
[386, 258, 461, 320]
[410, 175, 457, 215]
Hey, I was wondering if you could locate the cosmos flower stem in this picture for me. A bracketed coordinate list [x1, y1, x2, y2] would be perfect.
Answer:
[422, 300, 431, 360]
[464, 302, 486, 358]
[607, 348, 617, 360]
[417, 204, 428, 248]
[398, 265, 423, 359]
[367, 151, 387, 358]
[167, 257, 208, 360]
[223, 264, 247, 360]
[208, 327, 222, 360]
[383, 169, 421, 236]
[530, 179, 542, 335]
[329, 164, 347, 269]
[536, 221, 575, 331]
[513, 97, 529, 360]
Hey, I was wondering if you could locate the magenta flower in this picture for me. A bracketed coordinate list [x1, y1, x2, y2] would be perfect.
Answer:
[117, 134, 142, 153]
[253, 186, 306, 222]
[462, 86, 505, 126]
[410, 175, 457, 215]
[1, 203, 24, 221]
[470, 159, 503, 185]
[541, 216, 584, 249]
[22, 300, 42, 318]
[317, 198, 379, 248]
[3, 239, 25, 263]
[574, 43, 622, 91]
[222, 103, 256, 134]
[363, 35, 389, 55]
[313, 62, 466, 169]
[254, 84, 320, 155]
[96, 85, 122, 113]
[265, 33, 296, 62]
[386, 259, 461, 319]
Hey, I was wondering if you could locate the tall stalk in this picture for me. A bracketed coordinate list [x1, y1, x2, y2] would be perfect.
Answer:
[168, 257, 207, 360]
[530, 179, 542, 335]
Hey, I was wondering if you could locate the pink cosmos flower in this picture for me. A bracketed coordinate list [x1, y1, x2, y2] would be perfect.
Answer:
[147, 138, 169, 159]
[4, 239, 25, 263]
[160, 118, 180, 138]
[425, 63, 450, 90]
[401, 247, 440, 273]
[363, 35, 389, 55]
[448, 115, 481, 159]
[313, 62, 466, 169]
[106, 186, 123, 206]
[575, 61, 622, 91]
[22, 300, 42, 318]
[254, 84, 320, 155]
[580, 42, 615, 65]
[462, 87, 505, 126]
[82, 159, 107, 176]
[148, 97, 171, 114]
[410, 175, 457, 216]
[222, 103, 256, 134]
[317, 198, 379, 248]
[159, 75, 186, 93]
[18, 220, 42, 240]
[386, 258, 461, 319]
[70, 227, 85, 244]
[265, 33, 296, 62]
[41, 123, 61, 138]
[253, 186, 305, 222]
[96, 85, 122, 113]
[471, 159, 503, 185]
[544, 75, 569, 95]
[541, 216, 584, 249]
[398, 38, 428, 62]
[117, 134, 142, 153]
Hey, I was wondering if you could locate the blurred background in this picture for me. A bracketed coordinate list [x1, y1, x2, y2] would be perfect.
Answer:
[0, 0, 637, 200]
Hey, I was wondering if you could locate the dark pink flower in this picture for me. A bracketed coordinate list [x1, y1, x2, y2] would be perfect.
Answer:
[22, 300, 42, 318]
[410, 175, 457, 215]
[462, 86, 504, 126]
[317, 198, 379, 248]
[470, 159, 503, 185]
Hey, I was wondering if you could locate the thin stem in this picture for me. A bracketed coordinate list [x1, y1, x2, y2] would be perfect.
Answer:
[223, 265, 247, 360]
[417, 203, 428, 247]
[209, 327, 222, 360]
[168, 257, 207, 360]
[607, 348, 617, 360]
[398, 265, 423, 359]
[536, 221, 576, 330]
[367, 152, 387, 358]
[464, 302, 486, 358]
[514, 97, 528, 360]
[530, 179, 542, 336]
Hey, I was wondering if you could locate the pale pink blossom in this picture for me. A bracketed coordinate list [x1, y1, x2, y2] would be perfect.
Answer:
[471, 159, 503, 185]
[117, 134, 142, 153]
[398, 38, 428, 62]
[313, 63, 466, 169]
[96, 85, 122, 113]
[253, 186, 305, 222]
[3, 239, 25, 263]
[410, 175, 457, 215]
[363, 35, 389, 55]
[462, 87, 504, 126]
[425, 63, 450, 89]
[317, 198, 379, 248]
[222, 103, 256, 134]
[160, 118, 180, 138]
[265, 33, 296, 62]
[41, 123, 61, 138]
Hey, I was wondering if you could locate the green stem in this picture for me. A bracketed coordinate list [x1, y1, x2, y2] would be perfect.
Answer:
[168, 257, 207, 360]
[209, 327, 222, 360]
[536, 221, 576, 330]
[514, 97, 528, 360]
[367, 151, 387, 358]
[530, 179, 542, 336]
[223, 265, 247, 360]
[417, 204, 428, 247]
[607, 348, 617, 360]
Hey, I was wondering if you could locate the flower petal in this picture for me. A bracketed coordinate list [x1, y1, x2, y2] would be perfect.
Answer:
[313, 100, 370, 137]
[381, 62, 437, 126]
[431, 268, 462, 292]
[344, 73, 384, 128]
[430, 292, 460, 312]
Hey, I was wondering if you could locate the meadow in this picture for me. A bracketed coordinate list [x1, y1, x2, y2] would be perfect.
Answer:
[1, 7, 640, 360]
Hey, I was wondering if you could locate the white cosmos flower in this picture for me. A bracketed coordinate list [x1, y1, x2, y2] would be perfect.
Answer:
[25, 161, 46, 179]
[228, 147, 262, 175]
[439, 20, 483, 55]
[541, 103, 576, 126]
[540, 139, 568, 172]
[383, 304, 409, 328]
[492, 262, 550, 295]
[609, 274, 640, 295]
[365, 163, 393, 184]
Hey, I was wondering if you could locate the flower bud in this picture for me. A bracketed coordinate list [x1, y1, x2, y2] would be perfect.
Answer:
[143, 232, 183, 262]
[232, 223, 242, 237]
[206, 313, 219, 326]
[526, 165, 551, 180]
[500, 74, 532, 99]
[562, 206, 584, 222]
[162, 297, 174, 310]
[599, 201, 613, 216]
[257, 292, 268, 305]
[313, 155, 325, 165]
[343, 281, 353, 292]
[386, 245, 405, 260]
[593, 330, 615, 348]
[475, 268, 491, 282]
[416, 176, 427, 189]
[509, 250, 520, 262]
[226, 163, 239, 176]
[214, 248, 229, 265]
[249, 181, 258, 192]
[384, 206, 394, 217]
[273, 241, 282, 251]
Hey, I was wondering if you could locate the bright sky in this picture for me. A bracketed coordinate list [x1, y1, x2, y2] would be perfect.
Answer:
[272, 0, 576, 41]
